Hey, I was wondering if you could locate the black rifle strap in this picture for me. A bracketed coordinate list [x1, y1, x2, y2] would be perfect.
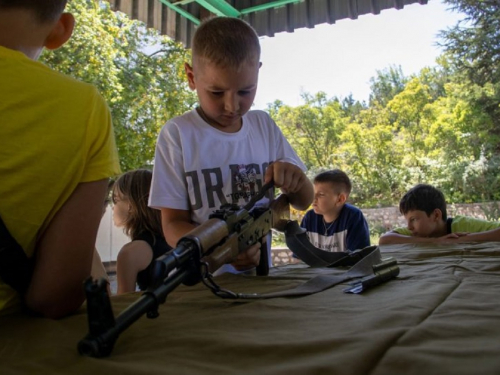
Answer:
[284, 220, 376, 268]
[205, 240, 396, 300]
[233, 245, 384, 299]
[0, 215, 34, 294]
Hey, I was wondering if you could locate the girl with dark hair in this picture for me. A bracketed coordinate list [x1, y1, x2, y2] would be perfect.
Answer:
[112, 169, 171, 294]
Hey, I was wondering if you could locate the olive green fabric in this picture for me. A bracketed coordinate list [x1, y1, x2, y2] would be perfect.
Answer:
[1, 242, 500, 375]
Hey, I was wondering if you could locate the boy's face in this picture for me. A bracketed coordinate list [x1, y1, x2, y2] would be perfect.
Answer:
[403, 209, 441, 237]
[185, 59, 260, 133]
[312, 182, 344, 217]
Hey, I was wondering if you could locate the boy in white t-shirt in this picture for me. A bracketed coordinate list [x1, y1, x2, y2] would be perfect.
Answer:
[149, 17, 313, 273]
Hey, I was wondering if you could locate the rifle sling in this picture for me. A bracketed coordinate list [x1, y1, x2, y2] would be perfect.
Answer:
[284, 220, 375, 268]
[234, 245, 383, 299]
[212, 221, 392, 300]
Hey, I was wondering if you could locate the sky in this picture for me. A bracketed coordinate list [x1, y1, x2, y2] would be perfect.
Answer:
[253, 0, 465, 110]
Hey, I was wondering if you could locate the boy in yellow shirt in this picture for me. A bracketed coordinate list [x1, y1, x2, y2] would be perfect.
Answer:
[0, 0, 120, 318]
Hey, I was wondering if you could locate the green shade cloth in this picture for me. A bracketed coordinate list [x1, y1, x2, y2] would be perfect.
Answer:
[1, 242, 500, 374]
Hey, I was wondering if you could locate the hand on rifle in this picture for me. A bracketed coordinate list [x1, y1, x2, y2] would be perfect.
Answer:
[264, 161, 314, 211]
[231, 242, 261, 271]
[231, 235, 268, 271]
[264, 161, 307, 194]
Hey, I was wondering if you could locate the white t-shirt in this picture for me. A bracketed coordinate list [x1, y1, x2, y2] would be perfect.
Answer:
[150, 109, 306, 274]
[150, 109, 305, 222]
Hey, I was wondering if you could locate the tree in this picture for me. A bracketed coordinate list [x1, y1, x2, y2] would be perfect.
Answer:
[40, 0, 196, 171]
[270, 92, 347, 169]
[339, 94, 367, 121]
[337, 109, 404, 206]
[368, 65, 409, 107]
[439, 0, 500, 155]
[440, 0, 500, 85]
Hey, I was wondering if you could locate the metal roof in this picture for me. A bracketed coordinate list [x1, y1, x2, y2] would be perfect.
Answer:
[106, 0, 429, 47]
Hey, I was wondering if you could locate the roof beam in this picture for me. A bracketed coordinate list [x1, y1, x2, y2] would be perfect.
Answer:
[240, 0, 303, 15]
[166, 0, 305, 22]
[158, 0, 200, 25]
[194, 0, 240, 17]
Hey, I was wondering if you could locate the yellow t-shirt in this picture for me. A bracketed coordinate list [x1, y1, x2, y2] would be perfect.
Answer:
[0, 46, 121, 314]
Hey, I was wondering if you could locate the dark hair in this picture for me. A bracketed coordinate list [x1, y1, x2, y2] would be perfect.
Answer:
[0, 0, 68, 22]
[192, 16, 260, 69]
[314, 169, 352, 195]
[399, 184, 448, 220]
[112, 169, 163, 241]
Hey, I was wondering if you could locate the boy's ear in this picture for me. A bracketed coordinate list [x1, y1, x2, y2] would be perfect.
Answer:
[44, 13, 75, 50]
[184, 63, 196, 90]
[431, 208, 443, 221]
[338, 193, 347, 204]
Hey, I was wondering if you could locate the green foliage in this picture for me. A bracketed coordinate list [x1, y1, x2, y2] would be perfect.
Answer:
[440, 0, 500, 85]
[369, 65, 409, 107]
[40, 0, 196, 172]
[439, 0, 500, 160]
[268, 92, 355, 169]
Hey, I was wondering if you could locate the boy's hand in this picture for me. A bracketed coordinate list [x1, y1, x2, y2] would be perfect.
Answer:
[264, 161, 308, 194]
[231, 242, 261, 271]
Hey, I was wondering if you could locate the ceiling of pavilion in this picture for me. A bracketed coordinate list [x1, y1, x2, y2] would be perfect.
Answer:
[106, 0, 429, 47]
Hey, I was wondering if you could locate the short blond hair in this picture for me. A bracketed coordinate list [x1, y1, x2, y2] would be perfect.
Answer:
[192, 17, 260, 69]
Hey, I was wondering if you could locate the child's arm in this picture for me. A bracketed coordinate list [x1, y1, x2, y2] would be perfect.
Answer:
[91, 248, 111, 295]
[454, 228, 500, 242]
[160, 208, 196, 248]
[379, 231, 427, 245]
[24, 179, 108, 319]
[264, 161, 314, 210]
[379, 231, 468, 245]
[91, 248, 108, 282]
[116, 241, 153, 294]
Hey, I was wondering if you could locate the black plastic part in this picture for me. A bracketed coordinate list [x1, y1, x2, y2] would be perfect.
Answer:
[255, 239, 269, 276]
[284, 221, 377, 268]
[0, 215, 34, 294]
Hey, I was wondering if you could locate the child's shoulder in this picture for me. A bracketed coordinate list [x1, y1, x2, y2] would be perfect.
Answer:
[162, 108, 198, 130]
[343, 203, 364, 215]
[2, 46, 94, 93]
[41, 64, 97, 97]
[245, 109, 272, 121]
[2, 46, 101, 107]
[244, 110, 279, 131]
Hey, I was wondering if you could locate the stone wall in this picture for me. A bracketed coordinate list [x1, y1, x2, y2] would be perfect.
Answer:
[271, 248, 296, 267]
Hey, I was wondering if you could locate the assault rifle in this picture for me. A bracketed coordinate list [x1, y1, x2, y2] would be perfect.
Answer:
[78, 182, 289, 358]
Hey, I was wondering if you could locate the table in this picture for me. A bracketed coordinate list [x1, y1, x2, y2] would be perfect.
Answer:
[1, 242, 500, 375]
